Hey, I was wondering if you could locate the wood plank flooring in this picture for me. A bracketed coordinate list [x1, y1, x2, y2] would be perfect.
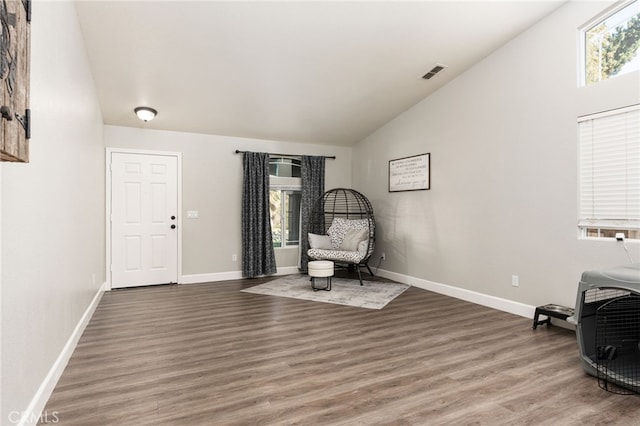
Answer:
[40, 274, 640, 425]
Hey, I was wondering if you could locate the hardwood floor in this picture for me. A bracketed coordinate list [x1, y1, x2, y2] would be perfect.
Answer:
[40, 274, 640, 425]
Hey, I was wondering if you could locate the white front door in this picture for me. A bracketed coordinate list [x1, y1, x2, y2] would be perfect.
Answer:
[110, 152, 179, 288]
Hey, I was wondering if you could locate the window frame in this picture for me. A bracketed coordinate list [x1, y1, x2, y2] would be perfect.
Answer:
[269, 156, 302, 178]
[270, 176, 302, 249]
[579, 0, 640, 86]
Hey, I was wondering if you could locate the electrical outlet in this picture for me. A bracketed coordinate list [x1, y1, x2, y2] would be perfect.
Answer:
[512, 275, 519, 287]
[381, 252, 386, 261]
[232, 254, 237, 262]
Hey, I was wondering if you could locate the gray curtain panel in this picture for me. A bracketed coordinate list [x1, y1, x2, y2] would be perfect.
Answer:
[241, 152, 277, 278]
[300, 155, 326, 271]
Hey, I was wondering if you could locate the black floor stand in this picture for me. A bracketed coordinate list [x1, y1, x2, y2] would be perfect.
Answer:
[532, 304, 575, 329]
[311, 276, 332, 291]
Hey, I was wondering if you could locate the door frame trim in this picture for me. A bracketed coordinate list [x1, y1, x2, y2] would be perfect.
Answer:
[105, 147, 183, 290]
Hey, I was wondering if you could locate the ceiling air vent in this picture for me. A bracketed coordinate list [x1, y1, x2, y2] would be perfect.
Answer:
[422, 64, 447, 80]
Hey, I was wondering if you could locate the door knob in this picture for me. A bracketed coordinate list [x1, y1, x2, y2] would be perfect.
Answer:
[171, 215, 176, 220]
[171, 224, 176, 229]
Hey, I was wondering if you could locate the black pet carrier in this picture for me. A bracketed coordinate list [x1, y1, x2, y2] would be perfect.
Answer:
[572, 263, 640, 394]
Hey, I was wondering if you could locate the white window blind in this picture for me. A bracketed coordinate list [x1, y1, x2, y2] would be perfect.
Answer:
[578, 105, 640, 230]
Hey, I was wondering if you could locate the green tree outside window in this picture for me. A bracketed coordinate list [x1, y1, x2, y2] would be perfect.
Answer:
[585, 3, 640, 84]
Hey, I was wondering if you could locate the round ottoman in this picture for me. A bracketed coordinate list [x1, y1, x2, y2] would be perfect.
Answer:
[308, 260, 334, 291]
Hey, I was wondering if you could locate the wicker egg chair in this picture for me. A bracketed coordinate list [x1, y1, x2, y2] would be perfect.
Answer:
[306, 188, 375, 285]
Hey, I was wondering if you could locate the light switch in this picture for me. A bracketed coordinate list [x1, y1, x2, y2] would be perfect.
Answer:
[187, 210, 199, 219]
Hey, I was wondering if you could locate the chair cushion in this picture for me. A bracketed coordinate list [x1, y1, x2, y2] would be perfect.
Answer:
[308, 248, 365, 264]
[327, 217, 369, 250]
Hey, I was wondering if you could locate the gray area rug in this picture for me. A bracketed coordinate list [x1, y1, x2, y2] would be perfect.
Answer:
[241, 274, 410, 310]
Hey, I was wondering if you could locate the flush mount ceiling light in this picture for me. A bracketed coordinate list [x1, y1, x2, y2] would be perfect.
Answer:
[134, 106, 157, 122]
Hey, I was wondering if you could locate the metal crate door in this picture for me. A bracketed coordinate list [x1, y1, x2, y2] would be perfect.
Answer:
[595, 293, 640, 394]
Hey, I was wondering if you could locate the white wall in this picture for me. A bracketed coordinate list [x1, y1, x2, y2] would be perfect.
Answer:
[105, 125, 352, 281]
[1, 2, 104, 424]
[353, 1, 640, 311]
[2, 1, 636, 422]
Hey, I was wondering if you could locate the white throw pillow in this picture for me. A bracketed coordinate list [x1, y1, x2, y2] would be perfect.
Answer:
[339, 228, 368, 252]
[357, 239, 368, 255]
[308, 233, 332, 249]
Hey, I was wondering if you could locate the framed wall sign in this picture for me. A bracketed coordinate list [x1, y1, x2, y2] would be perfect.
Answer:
[0, 0, 31, 163]
[389, 153, 430, 192]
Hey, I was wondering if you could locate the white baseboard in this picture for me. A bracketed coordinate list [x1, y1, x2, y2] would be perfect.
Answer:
[19, 282, 106, 426]
[181, 271, 243, 284]
[376, 268, 535, 319]
[181, 266, 299, 285]
[274, 266, 300, 276]
[182, 268, 535, 319]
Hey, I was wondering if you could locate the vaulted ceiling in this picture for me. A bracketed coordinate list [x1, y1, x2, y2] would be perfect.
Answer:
[75, 1, 565, 146]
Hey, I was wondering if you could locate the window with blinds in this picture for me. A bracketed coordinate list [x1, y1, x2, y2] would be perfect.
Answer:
[578, 104, 640, 239]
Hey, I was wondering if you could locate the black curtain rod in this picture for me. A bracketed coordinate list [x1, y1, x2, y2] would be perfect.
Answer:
[234, 149, 336, 160]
